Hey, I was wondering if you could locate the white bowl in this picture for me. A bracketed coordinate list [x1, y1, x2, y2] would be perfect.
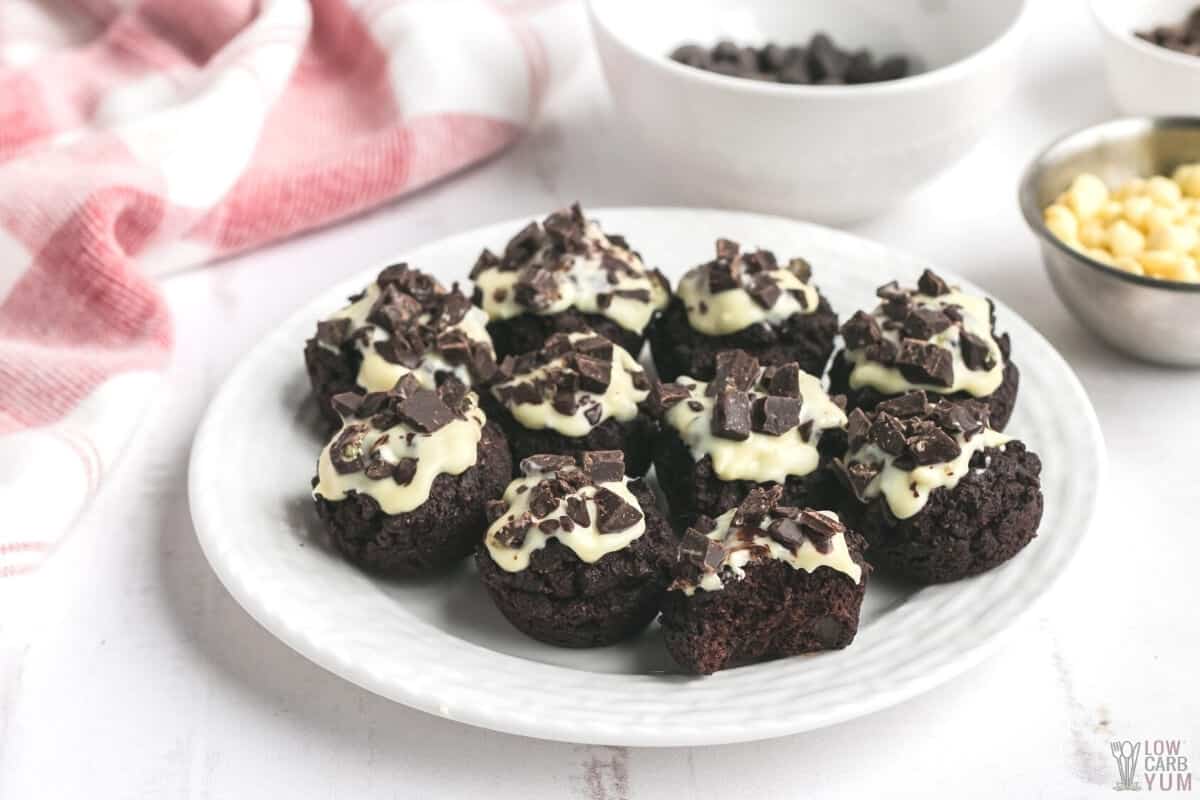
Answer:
[587, 0, 1032, 225]
[1091, 0, 1200, 117]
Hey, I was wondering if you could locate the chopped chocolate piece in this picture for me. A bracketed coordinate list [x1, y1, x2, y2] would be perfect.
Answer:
[771, 505, 801, 519]
[552, 392, 578, 416]
[841, 310, 883, 350]
[715, 238, 740, 261]
[786, 257, 813, 283]
[574, 336, 613, 361]
[513, 268, 559, 311]
[711, 390, 752, 440]
[868, 412, 907, 456]
[941, 304, 963, 323]
[613, 288, 652, 303]
[876, 280, 906, 301]
[917, 269, 951, 297]
[330, 424, 369, 474]
[582, 450, 626, 483]
[520, 454, 577, 477]
[593, 487, 643, 533]
[436, 330, 472, 365]
[631, 371, 649, 391]
[396, 389, 455, 433]
[358, 390, 389, 416]
[896, 339, 954, 387]
[707, 260, 739, 293]
[543, 333, 574, 359]
[330, 392, 363, 419]
[374, 336, 423, 368]
[747, 273, 782, 309]
[557, 516, 575, 533]
[764, 363, 801, 397]
[752, 395, 801, 436]
[877, 390, 929, 418]
[495, 512, 533, 548]
[650, 381, 690, 414]
[565, 495, 591, 528]
[767, 518, 806, 549]
[470, 249, 502, 280]
[573, 354, 611, 393]
[959, 331, 996, 371]
[485, 499, 509, 524]
[596, 292, 613, 310]
[833, 458, 881, 500]
[391, 457, 418, 485]
[846, 407, 871, 451]
[907, 428, 961, 466]
[930, 399, 987, 436]
[797, 510, 842, 553]
[797, 420, 814, 441]
[583, 403, 603, 426]
[864, 339, 898, 365]
[363, 453, 394, 480]
[435, 377, 468, 411]
[529, 482, 559, 518]
[707, 350, 759, 396]
[316, 318, 352, 348]
[507, 381, 541, 406]
[732, 485, 782, 527]
[680, 528, 725, 572]
[882, 296, 912, 322]
[538, 518, 561, 534]
[903, 308, 952, 340]
[504, 222, 546, 266]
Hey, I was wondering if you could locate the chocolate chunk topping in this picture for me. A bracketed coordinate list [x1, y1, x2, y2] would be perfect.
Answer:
[573, 354, 611, 393]
[903, 307, 952, 340]
[520, 454, 577, 477]
[565, 496, 591, 528]
[752, 396, 801, 436]
[833, 458, 881, 500]
[680, 528, 725, 572]
[513, 267, 559, 311]
[797, 509, 843, 553]
[959, 331, 996, 371]
[583, 403, 603, 425]
[362, 453, 394, 480]
[747, 274, 781, 309]
[330, 424, 368, 474]
[396, 389, 455, 433]
[841, 310, 882, 350]
[930, 399, 988, 436]
[707, 350, 759, 396]
[528, 482, 559, 518]
[732, 485, 783, 527]
[868, 412, 907, 456]
[494, 513, 533, 548]
[846, 407, 871, 451]
[715, 238, 740, 261]
[651, 381, 690, 414]
[711, 390, 752, 440]
[593, 487, 643, 533]
[707, 260, 739, 293]
[316, 318, 352, 348]
[391, 457, 417, 485]
[582, 450, 625, 483]
[786, 257, 812, 283]
[574, 336, 613, 361]
[896, 339, 954, 387]
[877, 390, 929, 418]
[767, 517, 806, 549]
[907, 428, 962, 466]
[864, 338, 898, 366]
[917, 268, 951, 296]
[766, 362, 801, 397]
[538, 518, 561, 534]
[330, 392, 363, 419]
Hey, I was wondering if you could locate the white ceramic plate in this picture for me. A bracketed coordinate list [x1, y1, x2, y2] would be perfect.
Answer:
[189, 208, 1104, 746]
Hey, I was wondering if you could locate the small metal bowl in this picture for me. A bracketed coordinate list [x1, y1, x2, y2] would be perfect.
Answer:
[1018, 117, 1200, 366]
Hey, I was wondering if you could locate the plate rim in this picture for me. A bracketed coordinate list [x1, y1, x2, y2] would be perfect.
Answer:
[189, 206, 1106, 746]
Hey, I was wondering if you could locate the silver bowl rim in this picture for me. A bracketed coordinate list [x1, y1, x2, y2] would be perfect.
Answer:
[1017, 115, 1200, 295]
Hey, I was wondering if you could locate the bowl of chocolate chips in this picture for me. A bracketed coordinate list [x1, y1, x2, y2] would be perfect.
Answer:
[1091, 0, 1200, 116]
[588, 0, 1033, 224]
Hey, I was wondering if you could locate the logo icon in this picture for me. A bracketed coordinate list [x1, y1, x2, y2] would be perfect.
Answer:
[1111, 740, 1142, 791]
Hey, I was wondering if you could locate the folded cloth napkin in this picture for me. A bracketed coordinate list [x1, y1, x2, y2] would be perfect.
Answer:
[0, 0, 581, 578]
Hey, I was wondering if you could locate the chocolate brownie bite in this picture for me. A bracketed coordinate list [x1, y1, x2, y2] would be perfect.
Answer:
[647, 240, 838, 381]
[486, 331, 656, 476]
[312, 376, 511, 576]
[477, 451, 676, 647]
[652, 351, 848, 525]
[305, 263, 497, 428]
[827, 269, 1020, 430]
[470, 204, 669, 358]
[659, 487, 868, 675]
[831, 391, 1043, 584]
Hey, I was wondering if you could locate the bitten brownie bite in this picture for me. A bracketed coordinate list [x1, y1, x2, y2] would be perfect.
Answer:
[312, 375, 511, 575]
[486, 331, 656, 476]
[304, 263, 497, 428]
[831, 391, 1043, 584]
[470, 204, 669, 358]
[647, 239, 838, 381]
[652, 350, 848, 525]
[476, 451, 676, 648]
[659, 486, 868, 675]
[827, 269, 1020, 430]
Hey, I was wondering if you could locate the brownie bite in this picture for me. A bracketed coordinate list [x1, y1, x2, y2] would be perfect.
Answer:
[486, 331, 656, 477]
[652, 350, 848, 526]
[647, 239, 838, 381]
[312, 375, 511, 576]
[304, 263, 497, 429]
[659, 486, 868, 675]
[477, 451, 676, 647]
[470, 204, 669, 359]
[827, 268, 1020, 430]
[831, 391, 1043, 584]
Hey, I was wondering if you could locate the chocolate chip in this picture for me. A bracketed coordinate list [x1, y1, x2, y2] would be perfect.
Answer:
[565, 495, 591, 528]
[529, 482, 559, 518]
[917, 269, 951, 296]
[864, 339, 898, 366]
[797, 509, 844, 553]
[907, 428, 961, 466]
[707, 350, 759, 396]
[959, 331, 996, 371]
[877, 390, 929, 418]
[930, 399, 987, 436]
[896, 339, 954, 387]
[574, 336, 613, 362]
[680, 528, 725, 572]
[573, 354, 611, 393]
[397, 389, 455, 433]
[747, 273, 782, 309]
[868, 412, 907, 456]
[503, 222, 546, 266]
[767, 518, 806, 549]
[520, 454, 577, 477]
[494, 512, 532, 548]
[513, 268, 559, 311]
[711, 390, 752, 440]
[761, 363, 798, 398]
[593, 487, 643, 533]
[752, 395, 801, 436]
[582, 450, 625, 483]
[330, 424, 369, 474]
[650, 381, 690, 414]
[903, 308, 952, 340]
[732, 485, 782, 527]
[841, 310, 883, 350]
[435, 376, 468, 411]
[583, 403, 603, 426]
[833, 458, 880, 500]
[707, 260, 739, 293]
[316, 318, 352, 348]
[485, 499, 509, 524]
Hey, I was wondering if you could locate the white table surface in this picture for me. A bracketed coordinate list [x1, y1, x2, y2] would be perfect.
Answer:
[3, 1, 1199, 797]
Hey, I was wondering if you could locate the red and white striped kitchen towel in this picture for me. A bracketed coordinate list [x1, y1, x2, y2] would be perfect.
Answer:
[0, 0, 581, 578]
